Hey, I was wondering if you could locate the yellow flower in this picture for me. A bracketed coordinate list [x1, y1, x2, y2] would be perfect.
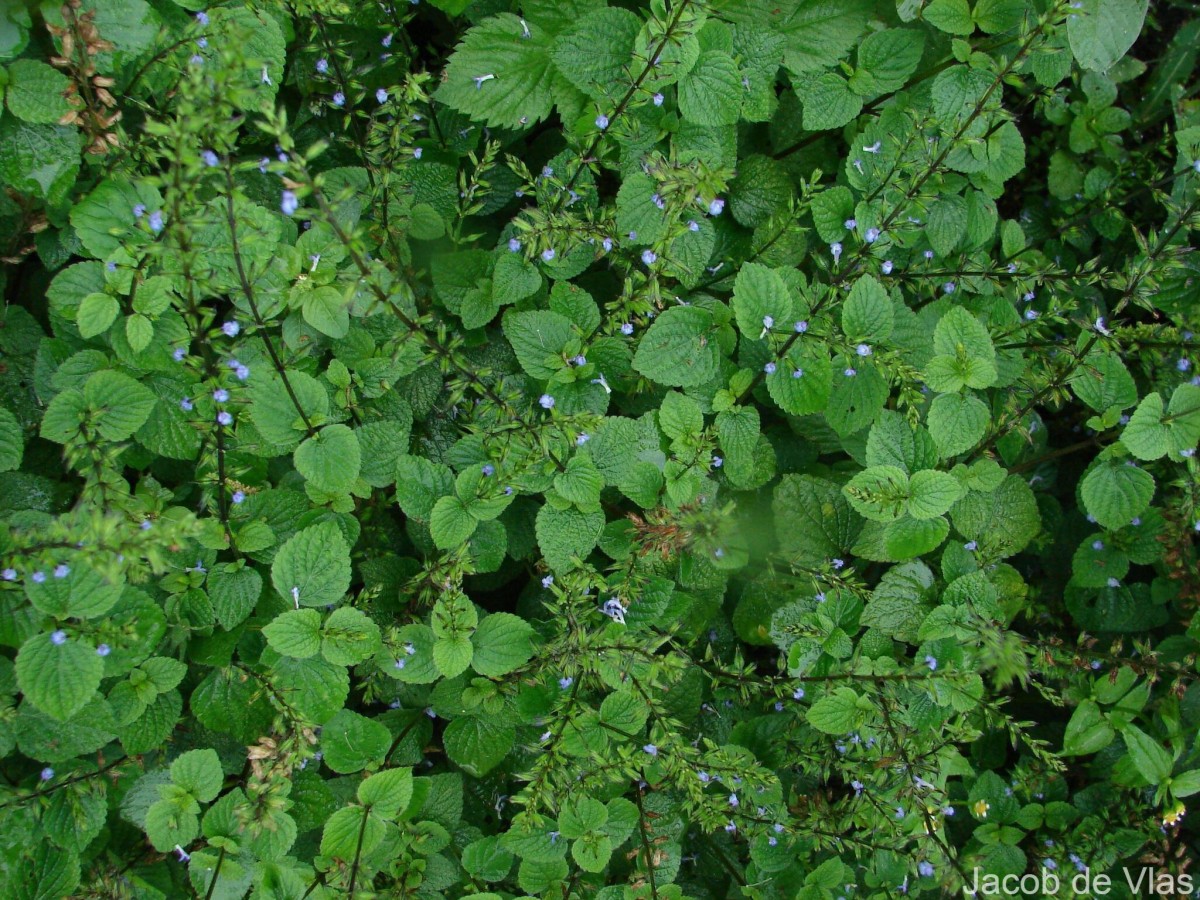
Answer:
[973, 799, 990, 818]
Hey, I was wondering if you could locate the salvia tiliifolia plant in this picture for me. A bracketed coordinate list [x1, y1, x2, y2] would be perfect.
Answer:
[1, 0, 1199, 896]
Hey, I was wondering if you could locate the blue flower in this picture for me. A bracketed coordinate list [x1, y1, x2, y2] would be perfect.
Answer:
[643, 744, 658, 756]
[481, 464, 494, 476]
[332, 91, 345, 107]
[202, 150, 218, 167]
[844, 367, 856, 377]
[213, 389, 229, 403]
[712, 455, 723, 468]
[50, 630, 67, 645]
[558, 676, 573, 690]
[865, 227, 880, 243]
[794, 320, 808, 333]
[381, 33, 393, 47]
[53, 565, 70, 579]
[173, 347, 187, 362]
[831, 242, 843, 263]
[281, 191, 299, 216]
[40, 767, 55, 781]
[231, 491, 245, 504]
[964, 540, 977, 551]
[620, 322, 633, 335]
[376, 88, 388, 103]
[148, 211, 164, 233]
[602, 237, 614, 252]
[141, 520, 153, 530]
[1, 569, 16, 581]
[217, 411, 233, 426]
[856, 343, 871, 357]
[32, 571, 46, 584]
[764, 362, 776, 374]
[97, 643, 111, 657]
[708, 198, 725, 216]
[541, 248, 556, 262]
[235, 365, 250, 381]
[576, 433, 590, 446]
[180, 398, 194, 412]
[196, 11, 209, 26]
[412, 147, 422, 159]
[539, 394, 555, 409]
[652, 92, 664, 106]
[508, 238, 521, 252]
[925, 655, 938, 671]
[882, 260, 894, 274]
[595, 114, 609, 130]
[844, 218, 857, 230]
[918, 862, 934, 877]
[943, 282, 956, 294]
[641, 249, 657, 265]
[541, 575, 553, 588]
[222, 321, 240, 337]
[133, 203, 146, 219]
[793, 687, 805, 699]
[729, 793, 739, 808]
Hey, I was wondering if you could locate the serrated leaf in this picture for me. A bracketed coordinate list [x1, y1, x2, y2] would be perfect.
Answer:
[805, 687, 860, 733]
[270, 521, 352, 609]
[443, 716, 515, 777]
[262, 609, 322, 658]
[437, 14, 556, 129]
[294, 424, 361, 495]
[16, 632, 104, 721]
[633, 306, 719, 387]
[471, 613, 536, 677]
[1080, 460, 1155, 530]
[732, 262, 793, 337]
[678, 52, 743, 126]
[842, 275, 893, 343]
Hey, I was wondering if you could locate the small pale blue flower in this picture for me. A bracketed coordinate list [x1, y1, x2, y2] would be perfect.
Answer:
[539, 394, 555, 409]
[541, 248, 556, 262]
[54, 565, 70, 579]
[620, 322, 633, 335]
[232, 491, 245, 504]
[281, 190, 298, 215]
[97, 643, 111, 657]
[595, 114, 609, 130]
[50, 630, 67, 645]
[201, 150, 218, 167]
[652, 92, 664, 106]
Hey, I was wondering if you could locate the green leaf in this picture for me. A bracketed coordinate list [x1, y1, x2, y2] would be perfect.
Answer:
[927, 392, 989, 458]
[357, 768, 414, 819]
[1122, 385, 1200, 460]
[295, 424, 361, 495]
[974, 0, 1030, 33]
[925, 308, 997, 392]
[431, 496, 480, 549]
[907, 469, 964, 519]
[171, 749, 223, 803]
[320, 709, 391, 773]
[492, 252, 542, 306]
[302, 286, 349, 338]
[884, 515, 950, 559]
[720, 0, 871, 75]
[716, 406, 761, 488]
[866, 410, 938, 474]
[774, 474, 861, 563]
[503, 310, 574, 379]
[1062, 700, 1114, 756]
[842, 275, 893, 343]
[472, 613, 537, 678]
[558, 796, 607, 838]
[1067, 0, 1147, 72]
[550, 7, 641, 100]
[24, 564, 122, 619]
[810, 186, 855, 243]
[926, 195, 967, 257]
[678, 52, 743, 126]
[553, 454, 604, 511]
[321, 607, 382, 666]
[443, 716, 515, 777]
[321, 807, 382, 860]
[732, 262, 794, 338]
[270, 521, 352, 608]
[395, 455, 454, 522]
[1121, 724, 1173, 785]
[854, 28, 924, 95]
[1080, 459, 1155, 530]
[15, 632, 104, 721]
[536, 504, 604, 573]
[263, 609, 322, 658]
[145, 799, 199, 853]
[83, 370, 157, 441]
[437, 14, 556, 129]
[826, 363, 887, 436]
[798, 72, 862, 130]
[0, 406, 22, 472]
[767, 343, 832, 415]
[249, 369, 329, 450]
[844, 465, 910, 522]
[76, 293, 119, 339]
[924, 0, 975, 34]
[207, 564, 262, 630]
[806, 688, 860, 733]
[633, 305, 719, 388]
[433, 636, 474, 678]
[4, 58, 72, 124]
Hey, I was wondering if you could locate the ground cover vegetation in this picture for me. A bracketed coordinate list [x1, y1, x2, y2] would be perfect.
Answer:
[1, 0, 1200, 897]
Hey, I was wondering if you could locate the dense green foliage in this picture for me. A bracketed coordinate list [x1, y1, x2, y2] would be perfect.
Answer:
[1, 0, 1200, 896]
